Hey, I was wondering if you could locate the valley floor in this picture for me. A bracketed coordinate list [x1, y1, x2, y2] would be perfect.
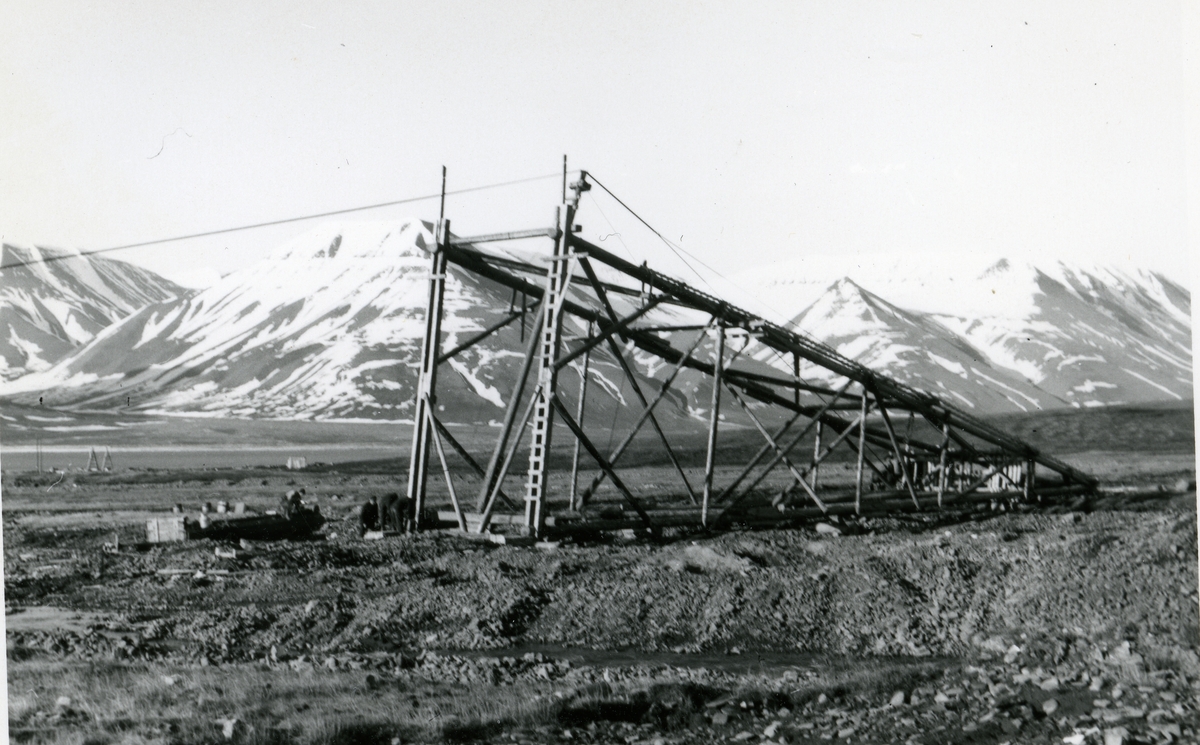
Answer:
[3, 445, 1198, 744]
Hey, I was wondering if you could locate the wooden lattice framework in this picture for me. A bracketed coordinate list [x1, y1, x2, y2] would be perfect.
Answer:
[406, 172, 1097, 538]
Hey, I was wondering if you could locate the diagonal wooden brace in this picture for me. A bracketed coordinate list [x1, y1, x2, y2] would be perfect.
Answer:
[551, 396, 653, 530]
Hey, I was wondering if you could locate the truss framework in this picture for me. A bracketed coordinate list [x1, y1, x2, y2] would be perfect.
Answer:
[406, 173, 1096, 538]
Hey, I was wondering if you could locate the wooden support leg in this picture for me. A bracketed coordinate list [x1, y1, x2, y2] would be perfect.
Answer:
[702, 325, 725, 527]
[430, 413, 519, 511]
[937, 422, 950, 509]
[855, 388, 868, 514]
[476, 305, 544, 510]
[568, 321, 593, 511]
[811, 421, 822, 492]
[426, 406, 467, 531]
[874, 394, 921, 509]
[407, 219, 451, 529]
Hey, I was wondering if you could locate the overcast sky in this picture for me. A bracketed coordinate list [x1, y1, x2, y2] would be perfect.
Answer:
[0, 1, 1192, 289]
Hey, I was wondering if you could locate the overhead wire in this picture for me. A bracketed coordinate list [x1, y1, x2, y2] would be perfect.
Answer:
[582, 192, 637, 265]
[1, 171, 573, 271]
[586, 173, 715, 289]
[586, 171, 812, 386]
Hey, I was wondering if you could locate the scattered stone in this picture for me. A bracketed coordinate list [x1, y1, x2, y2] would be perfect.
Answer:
[1004, 645, 1022, 664]
[54, 696, 71, 709]
[1040, 677, 1060, 691]
[1103, 726, 1128, 745]
[836, 727, 856, 738]
[711, 711, 729, 725]
[216, 717, 240, 740]
[890, 690, 906, 706]
[733, 731, 754, 741]
[763, 721, 781, 738]
[1042, 698, 1059, 715]
[815, 523, 841, 536]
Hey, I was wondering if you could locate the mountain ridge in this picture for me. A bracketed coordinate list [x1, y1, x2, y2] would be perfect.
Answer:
[0, 244, 189, 380]
[0, 225, 1190, 419]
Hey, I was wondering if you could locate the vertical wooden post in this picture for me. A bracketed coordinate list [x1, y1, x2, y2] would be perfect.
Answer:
[523, 203, 575, 537]
[406, 217, 450, 530]
[701, 324, 725, 527]
[937, 422, 949, 509]
[793, 353, 800, 408]
[568, 320, 593, 511]
[855, 386, 867, 514]
[811, 421, 822, 492]
[1024, 458, 1035, 501]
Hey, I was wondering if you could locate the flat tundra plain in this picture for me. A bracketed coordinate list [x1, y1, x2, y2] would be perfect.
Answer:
[3, 405, 1198, 745]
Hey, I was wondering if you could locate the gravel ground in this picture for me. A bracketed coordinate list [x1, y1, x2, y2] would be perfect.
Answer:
[5, 488, 1198, 743]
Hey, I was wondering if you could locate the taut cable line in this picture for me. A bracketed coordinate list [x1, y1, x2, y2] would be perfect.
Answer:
[1, 171, 571, 271]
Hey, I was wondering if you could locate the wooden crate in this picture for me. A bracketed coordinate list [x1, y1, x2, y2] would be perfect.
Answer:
[146, 517, 189, 543]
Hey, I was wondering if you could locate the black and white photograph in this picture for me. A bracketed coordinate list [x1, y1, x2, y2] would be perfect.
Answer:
[1, 3, 1196, 744]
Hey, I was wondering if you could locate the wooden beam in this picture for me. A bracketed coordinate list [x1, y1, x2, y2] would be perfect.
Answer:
[702, 325, 725, 526]
[426, 405, 467, 531]
[438, 311, 524, 365]
[937, 422, 950, 509]
[724, 382, 826, 511]
[855, 388, 868, 514]
[429, 413, 518, 512]
[578, 325, 710, 506]
[478, 385, 544, 533]
[475, 301, 544, 510]
[551, 397, 653, 529]
[874, 394, 921, 509]
[568, 321, 593, 511]
[553, 296, 663, 370]
[407, 219, 450, 529]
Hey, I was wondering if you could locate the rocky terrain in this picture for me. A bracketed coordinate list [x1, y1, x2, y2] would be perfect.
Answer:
[4, 454, 1197, 744]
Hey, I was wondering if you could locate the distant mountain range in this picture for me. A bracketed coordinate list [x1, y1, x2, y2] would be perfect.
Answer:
[736, 254, 1192, 411]
[0, 224, 1190, 420]
[0, 244, 187, 380]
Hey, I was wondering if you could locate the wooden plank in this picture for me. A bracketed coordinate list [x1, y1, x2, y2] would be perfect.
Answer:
[701, 325, 725, 526]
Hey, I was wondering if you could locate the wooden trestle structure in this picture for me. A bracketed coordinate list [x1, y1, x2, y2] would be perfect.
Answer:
[405, 171, 1097, 539]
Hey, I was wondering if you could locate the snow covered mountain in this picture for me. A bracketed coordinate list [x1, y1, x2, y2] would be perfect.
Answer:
[1, 226, 1189, 420]
[0, 244, 188, 380]
[739, 255, 1192, 410]
[769, 278, 1061, 412]
[0, 221, 697, 423]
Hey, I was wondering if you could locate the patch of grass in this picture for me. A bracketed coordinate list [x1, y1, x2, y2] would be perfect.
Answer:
[7, 659, 563, 745]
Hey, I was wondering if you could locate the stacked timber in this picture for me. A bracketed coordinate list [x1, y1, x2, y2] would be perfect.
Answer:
[146, 506, 325, 543]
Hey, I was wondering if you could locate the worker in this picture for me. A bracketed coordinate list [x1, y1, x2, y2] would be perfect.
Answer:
[358, 493, 414, 534]
[376, 492, 414, 532]
[358, 499, 378, 536]
[279, 488, 306, 520]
